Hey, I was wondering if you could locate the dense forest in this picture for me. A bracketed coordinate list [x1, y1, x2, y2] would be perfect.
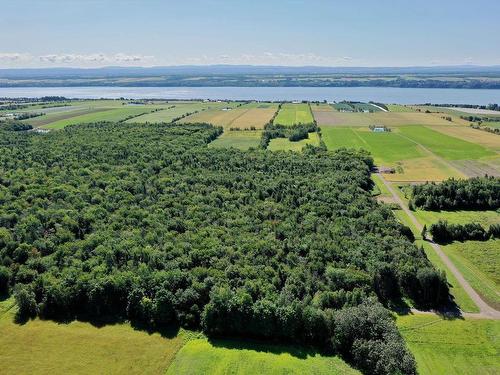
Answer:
[0, 122, 450, 374]
[411, 177, 500, 210]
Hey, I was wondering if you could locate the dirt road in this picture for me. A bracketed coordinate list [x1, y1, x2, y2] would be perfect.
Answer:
[376, 173, 500, 319]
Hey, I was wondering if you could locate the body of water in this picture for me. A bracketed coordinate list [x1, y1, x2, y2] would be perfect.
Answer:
[1, 86, 500, 104]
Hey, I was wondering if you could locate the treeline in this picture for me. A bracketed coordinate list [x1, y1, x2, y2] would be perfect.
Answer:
[4, 76, 500, 89]
[429, 221, 500, 244]
[0, 122, 451, 374]
[470, 123, 500, 135]
[411, 177, 500, 210]
[0, 121, 33, 131]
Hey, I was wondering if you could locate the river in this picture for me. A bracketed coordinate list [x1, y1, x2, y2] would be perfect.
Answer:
[1, 86, 500, 104]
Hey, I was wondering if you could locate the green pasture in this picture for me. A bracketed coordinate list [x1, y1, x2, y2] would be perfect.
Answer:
[274, 103, 314, 125]
[397, 314, 500, 375]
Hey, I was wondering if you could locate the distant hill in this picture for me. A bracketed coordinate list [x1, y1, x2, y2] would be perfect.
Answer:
[1, 65, 500, 88]
[2, 65, 500, 78]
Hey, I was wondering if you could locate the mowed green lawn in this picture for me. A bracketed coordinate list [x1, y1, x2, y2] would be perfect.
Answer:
[42, 107, 158, 129]
[209, 130, 262, 150]
[274, 103, 314, 125]
[397, 314, 500, 375]
[268, 132, 321, 152]
[398, 126, 495, 160]
[321, 127, 423, 164]
[166, 338, 359, 375]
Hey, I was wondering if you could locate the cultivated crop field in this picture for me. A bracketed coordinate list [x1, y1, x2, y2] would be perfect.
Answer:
[274, 103, 313, 125]
[125, 102, 222, 123]
[179, 102, 275, 129]
[312, 110, 458, 127]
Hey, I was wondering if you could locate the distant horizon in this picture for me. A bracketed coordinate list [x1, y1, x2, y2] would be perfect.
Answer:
[2, 63, 500, 71]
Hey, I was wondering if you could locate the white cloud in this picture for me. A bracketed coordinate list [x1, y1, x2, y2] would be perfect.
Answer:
[0, 52, 156, 67]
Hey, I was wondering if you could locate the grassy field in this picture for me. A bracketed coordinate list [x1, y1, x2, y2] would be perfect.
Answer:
[371, 173, 392, 197]
[268, 132, 320, 151]
[413, 209, 500, 228]
[0, 298, 358, 375]
[396, 314, 499, 375]
[429, 125, 500, 152]
[274, 103, 314, 125]
[180, 103, 276, 129]
[398, 126, 496, 160]
[42, 107, 159, 129]
[209, 130, 262, 150]
[321, 127, 424, 164]
[442, 240, 500, 310]
[0, 298, 185, 375]
[166, 337, 359, 375]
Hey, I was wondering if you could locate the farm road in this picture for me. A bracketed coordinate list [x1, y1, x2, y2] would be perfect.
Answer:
[376, 173, 500, 319]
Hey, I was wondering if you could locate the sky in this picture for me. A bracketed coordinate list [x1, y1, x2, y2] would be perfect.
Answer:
[1, 0, 499, 68]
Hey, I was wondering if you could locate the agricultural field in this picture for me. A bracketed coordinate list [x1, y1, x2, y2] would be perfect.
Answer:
[429, 125, 500, 152]
[125, 102, 220, 123]
[274, 103, 314, 125]
[41, 107, 159, 129]
[312, 110, 462, 127]
[209, 130, 262, 150]
[267, 132, 320, 152]
[387, 104, 416, 112]
[396, 314, 500, 375]
[397, 126, 495, 160]
[166, 337, 359, 375]
[180, 102, 276, 129]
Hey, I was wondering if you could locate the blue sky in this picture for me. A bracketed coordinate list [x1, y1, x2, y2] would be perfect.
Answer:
[1, 0, 499, 68]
